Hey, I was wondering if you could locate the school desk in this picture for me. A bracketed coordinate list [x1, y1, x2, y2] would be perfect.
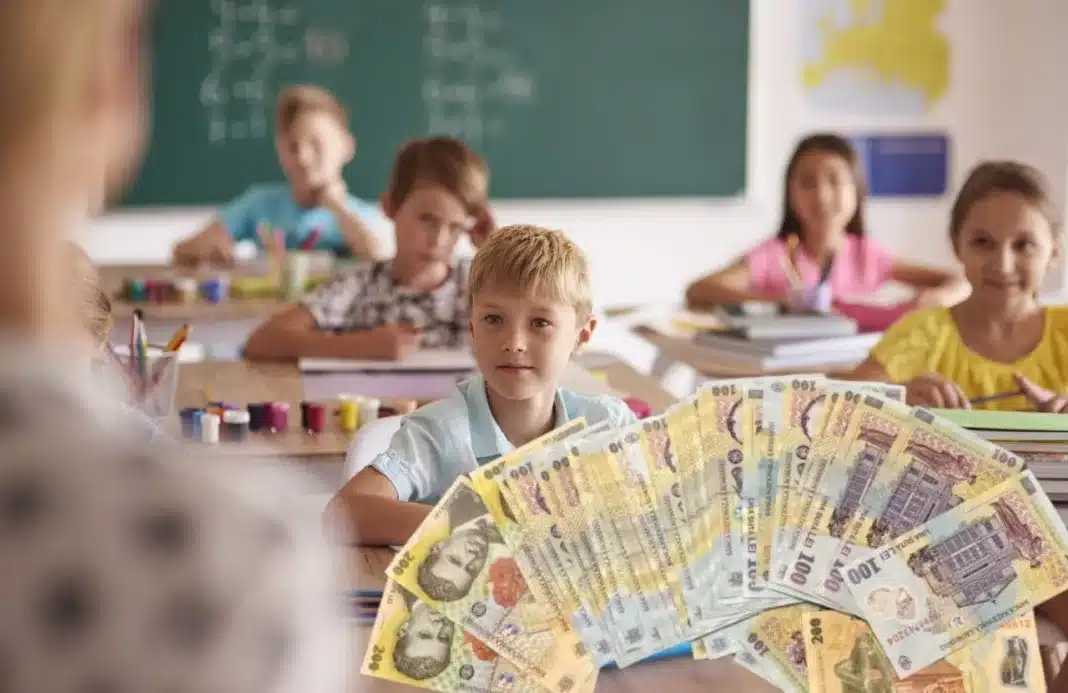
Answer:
[101, 263, 292, 359]
[172, 356, 675, 488]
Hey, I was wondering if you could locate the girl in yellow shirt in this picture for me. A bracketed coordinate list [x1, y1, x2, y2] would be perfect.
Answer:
[852, 160, 1068, 413]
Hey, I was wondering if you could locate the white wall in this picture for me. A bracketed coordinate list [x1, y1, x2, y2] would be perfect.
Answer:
[81, 0, 1068, 308]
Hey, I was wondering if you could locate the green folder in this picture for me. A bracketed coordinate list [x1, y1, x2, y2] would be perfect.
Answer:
[931, 408, 1068, 432]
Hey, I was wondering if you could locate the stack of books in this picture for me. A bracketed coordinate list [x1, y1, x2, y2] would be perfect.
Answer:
[933, 409, 1068, 516]
[693, 312, 880, 370]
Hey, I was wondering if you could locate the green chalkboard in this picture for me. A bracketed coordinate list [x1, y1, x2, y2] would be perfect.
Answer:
[125, 0, 748, 205]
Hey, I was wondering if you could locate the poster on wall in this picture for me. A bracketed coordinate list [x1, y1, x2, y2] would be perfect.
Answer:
[800, 0, 950, 116]
[851, 133, 950, 197]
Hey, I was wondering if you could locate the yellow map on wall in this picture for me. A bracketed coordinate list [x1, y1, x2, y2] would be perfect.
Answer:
[801, 0, 949, 115]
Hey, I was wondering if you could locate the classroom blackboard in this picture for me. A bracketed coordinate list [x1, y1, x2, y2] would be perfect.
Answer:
[125, 0, 749, 205]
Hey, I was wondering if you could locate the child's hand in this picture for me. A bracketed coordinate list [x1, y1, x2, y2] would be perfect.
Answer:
[468, 204, 496, 249]
[1014, 373, 1068, 413]
[316, 179, 349, 211]
[365, 323, 421, 361]
[785, 283, 832, 314]
[905, 373, 972, 409]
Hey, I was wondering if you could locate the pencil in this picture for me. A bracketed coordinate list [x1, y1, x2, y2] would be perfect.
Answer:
[969, 390, 1025, 405]
[256, 221, 273, 255]
[300, 228, 322, 251]
[162, 323, 189, 353]
[783, 234, 804, 290]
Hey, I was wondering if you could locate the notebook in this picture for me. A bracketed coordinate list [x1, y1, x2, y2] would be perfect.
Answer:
[300, 349, 476, 374]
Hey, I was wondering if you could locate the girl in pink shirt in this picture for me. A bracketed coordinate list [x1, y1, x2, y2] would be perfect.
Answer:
[686, 134, 968, 325]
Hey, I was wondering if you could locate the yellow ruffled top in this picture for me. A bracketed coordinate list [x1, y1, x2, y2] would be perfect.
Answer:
[869, 306, 1068, 411]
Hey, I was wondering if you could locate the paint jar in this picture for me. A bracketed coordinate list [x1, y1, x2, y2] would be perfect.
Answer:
[247, 402, 269, 432]
[201, 275, 230, 304]
[179, 407, 203, 439]
[201, 413, 221, 444]
[174, 276, 199, 304]
[360, 397, 381, 425]
[222, 409, 250, 442]
[301, 401, 327, 433]
[268, 402, 290, 433]
[338, 395, 360, 433]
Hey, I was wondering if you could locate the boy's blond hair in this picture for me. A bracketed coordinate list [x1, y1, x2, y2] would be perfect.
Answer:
[275, 84, 349, 134]
[469, 225, 593, 319]
[388, 137, 488, 212]
[65, 241, 113, 346]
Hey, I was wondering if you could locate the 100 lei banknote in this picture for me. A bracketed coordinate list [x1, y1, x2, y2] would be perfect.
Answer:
[844, 470, 1068, 678]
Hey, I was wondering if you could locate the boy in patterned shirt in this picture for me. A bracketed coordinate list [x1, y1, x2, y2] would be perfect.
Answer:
[244, 136, 495, 362]
[325, 225, 637, 545]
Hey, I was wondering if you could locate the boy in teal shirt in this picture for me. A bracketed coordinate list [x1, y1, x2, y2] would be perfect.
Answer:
[172, 84, 389, 265]
[326, 225, 637, 545]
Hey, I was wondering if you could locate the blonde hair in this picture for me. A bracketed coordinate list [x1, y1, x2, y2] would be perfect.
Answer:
[65, 241, 113, 346]
[275, 84, 349, 133]
[388, 137, 488, 212]
[469, 225, 593, 319]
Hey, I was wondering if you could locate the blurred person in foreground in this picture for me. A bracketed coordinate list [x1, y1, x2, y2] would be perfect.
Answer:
[0, 1, 347, 692]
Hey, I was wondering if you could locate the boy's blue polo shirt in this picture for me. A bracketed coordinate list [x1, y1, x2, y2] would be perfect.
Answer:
[371, 374, 637, 505]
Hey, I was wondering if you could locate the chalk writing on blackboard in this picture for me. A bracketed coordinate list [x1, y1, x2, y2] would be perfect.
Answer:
[422, 4, 534, 143]
[200, 0, 303, 144]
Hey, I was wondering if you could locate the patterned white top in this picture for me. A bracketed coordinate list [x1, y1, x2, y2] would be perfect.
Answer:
[301, 259, 471, 348]
[0, 345, 345, 693]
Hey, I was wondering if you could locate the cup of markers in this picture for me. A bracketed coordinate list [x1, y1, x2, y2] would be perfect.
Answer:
[122, 314, 187, 421]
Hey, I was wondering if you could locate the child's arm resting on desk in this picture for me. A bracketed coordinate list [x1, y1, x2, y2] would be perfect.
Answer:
[173, 187, 266, 267]
[325, 416, 445, 546]
[890, 262, 970, 307]
[685, 259, 780, 311]
[243, 265, 420, 362]
[243, 304, 419, 362]
[172, 219, 236, 267]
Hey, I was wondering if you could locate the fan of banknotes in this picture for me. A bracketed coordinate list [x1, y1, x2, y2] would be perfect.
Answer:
[362, 376, 1068, 693]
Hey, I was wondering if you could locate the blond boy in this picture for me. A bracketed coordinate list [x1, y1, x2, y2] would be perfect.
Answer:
[172, 84, 388, 265]
[325, 225, 636, 545]
[244, 136, 494, 362]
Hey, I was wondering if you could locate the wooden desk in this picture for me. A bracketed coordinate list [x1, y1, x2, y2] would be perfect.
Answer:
[174, 357, 676, 458]
[100, 264, 290, 358]
[346, 547, 776, 692]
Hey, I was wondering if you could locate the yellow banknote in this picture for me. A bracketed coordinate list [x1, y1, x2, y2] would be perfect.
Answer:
[473, 436, 615, 668]
[779, 390, 910, 607]
[745, 381, 803, 605]
[554, 434, 674, 663]
[770, 376, 828, 588]
[772, 381, 905, 596]
[845, 470, 1068, 678]
[584, 429, 688, 644]
[362, 579, 547, 693]
[771, 388, 858, 607]
[469, 418, 590, 634]
[617, 412, 701, 610]
[390, 478, 595, 692]
[662, 396, 713, 617]
[537, 443, 629, 659]
[804, 609, 1046, 692]
[744, 604, 815, 692]
[824, 405, 1025, 613]
[695, 381, 748, 606]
